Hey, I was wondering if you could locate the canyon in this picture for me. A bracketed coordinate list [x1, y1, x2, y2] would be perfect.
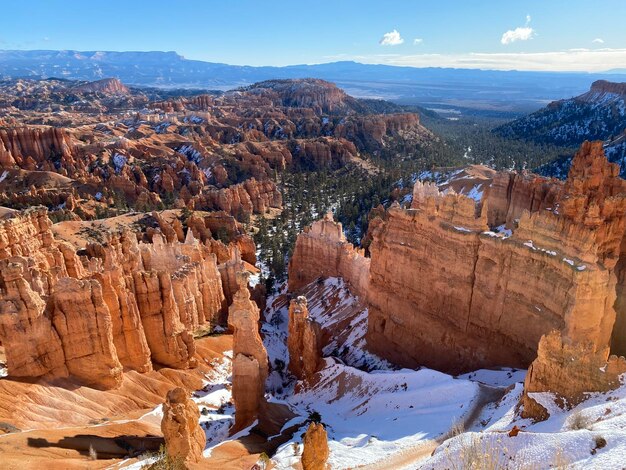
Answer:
[0, 76, 430, 224]
[1, 74, 626, 469]
[288, 140, 626, 421]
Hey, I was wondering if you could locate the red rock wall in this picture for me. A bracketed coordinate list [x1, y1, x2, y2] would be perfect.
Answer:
[287, 142, 626, 377]
[0, 209, 230, 388]
[486, 172, 562, 228]
[288, 213, 370, 299]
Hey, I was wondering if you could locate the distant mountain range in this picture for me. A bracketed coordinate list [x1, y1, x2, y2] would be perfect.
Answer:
[495, 80, 626, 177]
[2, 50, 626, 114]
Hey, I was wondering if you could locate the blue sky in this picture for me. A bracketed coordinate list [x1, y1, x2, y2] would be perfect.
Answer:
[1, 0, 625, 71]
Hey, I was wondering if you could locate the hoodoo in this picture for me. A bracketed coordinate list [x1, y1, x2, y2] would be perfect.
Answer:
[228, 271, 269, 433]
[301, 422, 330, 470]
[161, 387, 206, 463]
[288, 296, 323, 381]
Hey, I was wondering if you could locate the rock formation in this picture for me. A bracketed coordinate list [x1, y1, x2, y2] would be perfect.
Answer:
[288, 212, 370, 298]
[486, 171, 562, 228]
[0, 261, 67, 379]
[72, 78, 130, 95]
[228, 271, 268, 434]
[288, 296, 323, 381]
[522, 331, 626, 421]
[301, 422, 329, 470]
[0, 207, 230, 387]
[49, 277, 124, 389]
[289, 142, 626, 392]
[161, 387, 205, 463]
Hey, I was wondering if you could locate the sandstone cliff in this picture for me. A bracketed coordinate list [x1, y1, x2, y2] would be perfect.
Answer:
[72, 78, 130, 95]
[522, 330, 626, 421]
[289, 142, 626, 387]
[288, 212, 370, 298]
[368, 142, 626, 373]
[0, 207, 231, 388]
[0, 127, 76, 170]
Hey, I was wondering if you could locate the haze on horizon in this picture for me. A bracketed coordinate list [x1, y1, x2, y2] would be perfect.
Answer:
[1, 0, 625, 72]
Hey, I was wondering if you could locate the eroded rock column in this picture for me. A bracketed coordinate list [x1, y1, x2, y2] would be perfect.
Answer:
[288, 296, 323, 381]
[229, 271, 268, 434]
[522, 330, 626, 421]
[161, 387, 205, 463]
[301, 422, 329, 470]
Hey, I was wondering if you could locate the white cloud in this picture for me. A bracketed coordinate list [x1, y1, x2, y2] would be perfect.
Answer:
[413, 38, 423, 45]
[501, 26, 535, 45]
[379, 30, 404, 46]
[592, 38, 604, 44]
[501, 15, 535, 45]
[327, 48, 626, 72]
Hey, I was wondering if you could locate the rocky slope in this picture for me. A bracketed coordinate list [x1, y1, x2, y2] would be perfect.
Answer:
[496, 80, 626, 178]
[495, 80, 626, 147]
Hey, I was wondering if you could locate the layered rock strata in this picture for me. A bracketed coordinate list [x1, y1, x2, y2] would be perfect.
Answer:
[228, 271, 268, 434]
[288, 142, 626, 392]
[0, 207, 233, 388]
[522, 331, 626, 420]
[288, 212, 370, 298]
[368, 142, 626, 373]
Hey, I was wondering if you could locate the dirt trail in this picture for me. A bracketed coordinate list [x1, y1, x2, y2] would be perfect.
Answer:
[356, 383, 506, 470]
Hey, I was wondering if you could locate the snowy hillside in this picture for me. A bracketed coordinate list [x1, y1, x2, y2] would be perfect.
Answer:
[494, 80, 626, 148]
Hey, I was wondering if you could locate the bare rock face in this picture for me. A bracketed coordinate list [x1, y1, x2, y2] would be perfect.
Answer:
[295, 137, 357, 169]
[228, 271, 268, 434]
[197, 177, 282, 218]
[0, 207, 230, 387]
[0, 261, 124, 389]
[161, 387, 205, 463]
[72, 78, 130, 95]
[288, 296, 323, 381]
[301, 422, 329, 470]
[288, 212, 370, 298]
[132, 269, 196, 369]
[522, 331, 626, 421]
[0, 261, 67, 378]
[587, 80, 626, 97]
[366, 142, 626, 374]
[0, 126, 76, 170]
[92, 268, 152, 373]
[486, 171, 562, 229]
[287, 142, 626, 380]
[49, 277, 124, 389]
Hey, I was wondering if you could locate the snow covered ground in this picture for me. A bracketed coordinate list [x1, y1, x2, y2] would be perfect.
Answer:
[425, 380, 626, 469]
[123, 274, 626, 469]
[272, 360, 480, 469]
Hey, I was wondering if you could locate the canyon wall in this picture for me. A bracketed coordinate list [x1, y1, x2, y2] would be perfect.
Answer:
[0, 207, 235, 389]
[288, 212, 370, 299]
[486, 171, 563, 228]
[288, 142, 626, 384]
[367, 142, 626, 373]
